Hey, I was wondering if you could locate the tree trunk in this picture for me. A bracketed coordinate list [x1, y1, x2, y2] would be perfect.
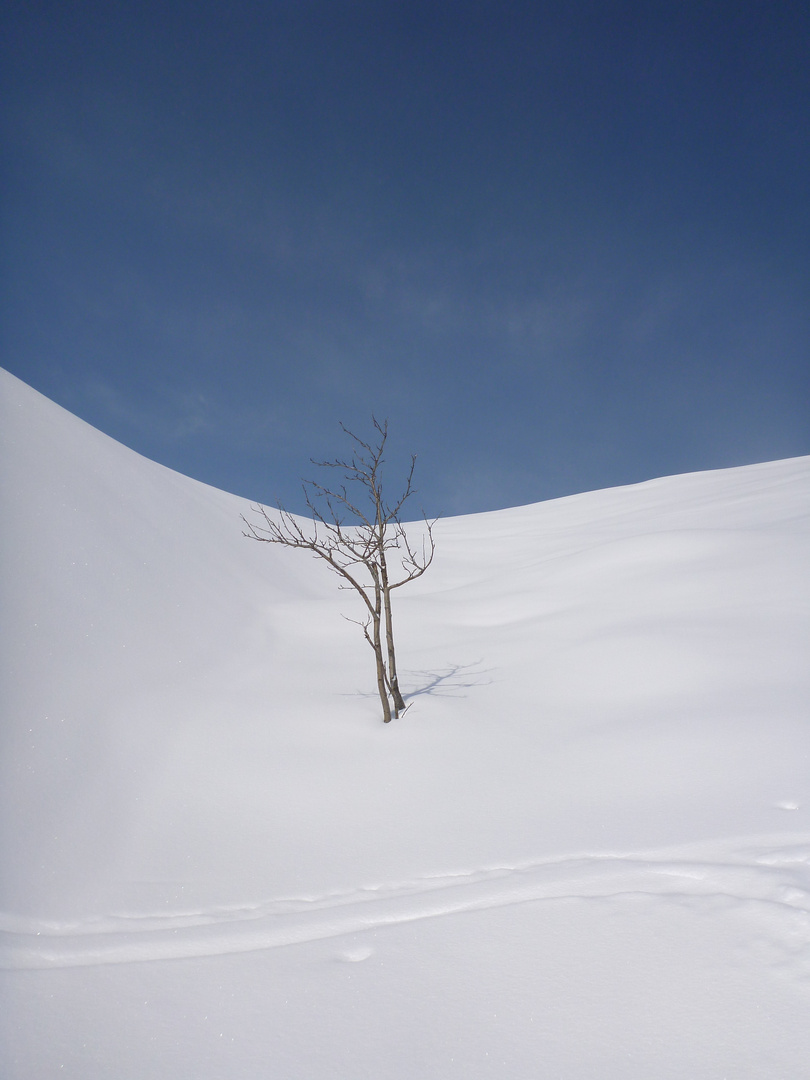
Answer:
[383, 590, 405, 715]
[367, 572, 392, 724]
[379, 547, 406, 716]
[371, 612, 391, 723]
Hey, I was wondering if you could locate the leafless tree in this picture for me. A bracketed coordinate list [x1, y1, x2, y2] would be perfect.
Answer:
[242, 419, 435, 723]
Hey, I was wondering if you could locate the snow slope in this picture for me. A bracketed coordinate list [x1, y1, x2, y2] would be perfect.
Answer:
[1, 366, 809, 1078]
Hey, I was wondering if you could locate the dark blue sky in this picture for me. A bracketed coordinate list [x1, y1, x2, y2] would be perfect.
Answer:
[2, 0, 808, 516]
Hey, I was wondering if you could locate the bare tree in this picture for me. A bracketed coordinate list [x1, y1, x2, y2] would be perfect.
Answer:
[242, 419, 435, 723]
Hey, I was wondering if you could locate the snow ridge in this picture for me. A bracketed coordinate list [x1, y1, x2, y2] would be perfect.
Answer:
[3, 836, 810, 975]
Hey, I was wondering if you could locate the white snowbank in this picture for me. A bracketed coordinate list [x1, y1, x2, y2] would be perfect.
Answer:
[1, 367, 809, 1078]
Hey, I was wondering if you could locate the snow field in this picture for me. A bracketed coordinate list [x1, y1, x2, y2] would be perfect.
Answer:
[1, 366, 809, 1077]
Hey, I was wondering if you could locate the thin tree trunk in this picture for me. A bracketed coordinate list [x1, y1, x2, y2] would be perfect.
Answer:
[369, 572, 392, 723]
[379, 549, 405, 715]
[373, 615, 391, 723]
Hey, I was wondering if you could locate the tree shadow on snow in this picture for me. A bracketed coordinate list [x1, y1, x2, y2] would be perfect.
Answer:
[401, 660, 493, 701]
[344, 661, 493, 709]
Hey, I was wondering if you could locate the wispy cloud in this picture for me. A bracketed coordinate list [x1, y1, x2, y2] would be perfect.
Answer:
[85, 379, 213, 445]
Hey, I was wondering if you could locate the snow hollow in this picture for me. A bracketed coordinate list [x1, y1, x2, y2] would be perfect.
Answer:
[1, 366, 809, 1078]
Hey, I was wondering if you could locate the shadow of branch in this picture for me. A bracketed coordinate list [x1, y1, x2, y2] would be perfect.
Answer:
[342, 661, 493, 705]
[400, 660, 493, 700]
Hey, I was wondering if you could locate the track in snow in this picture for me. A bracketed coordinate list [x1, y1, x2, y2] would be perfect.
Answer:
[3, 835, 810, 972]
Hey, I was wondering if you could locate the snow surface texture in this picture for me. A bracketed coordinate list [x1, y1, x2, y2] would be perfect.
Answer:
[1, 366, 809, 1078]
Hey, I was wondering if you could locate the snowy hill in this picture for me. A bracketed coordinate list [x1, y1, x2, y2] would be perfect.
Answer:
[1, 366, 809, 1078]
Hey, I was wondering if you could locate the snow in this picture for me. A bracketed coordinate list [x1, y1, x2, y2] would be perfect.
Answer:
[1, 365, 809, 1078]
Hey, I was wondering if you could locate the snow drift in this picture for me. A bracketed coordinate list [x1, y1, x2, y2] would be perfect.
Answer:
[1, 366, 809, 1078]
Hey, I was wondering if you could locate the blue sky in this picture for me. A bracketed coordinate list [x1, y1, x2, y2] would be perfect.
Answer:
[2, 0, 808, 516]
